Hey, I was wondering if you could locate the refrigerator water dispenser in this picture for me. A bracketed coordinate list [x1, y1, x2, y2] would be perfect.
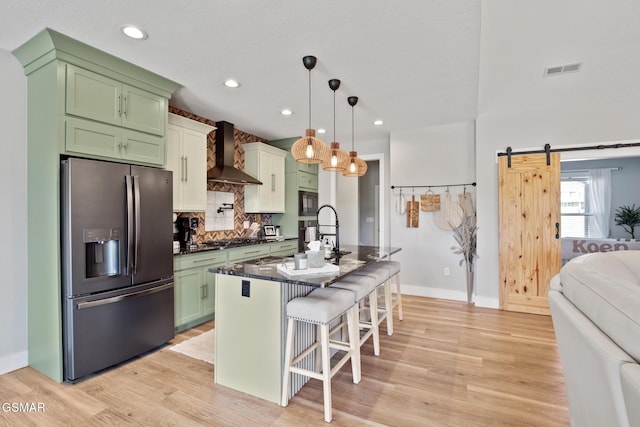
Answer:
[83, 228, 121, 278]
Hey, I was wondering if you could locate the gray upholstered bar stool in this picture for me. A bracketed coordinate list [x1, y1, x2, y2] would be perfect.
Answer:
[281, 287, 360, 423]
[331, 273, 382, 356]
[375, 260, 403, 333]
[361, 260, 403, 335]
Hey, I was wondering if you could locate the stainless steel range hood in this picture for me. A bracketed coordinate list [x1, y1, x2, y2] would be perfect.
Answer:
[207, 121, 262, 185]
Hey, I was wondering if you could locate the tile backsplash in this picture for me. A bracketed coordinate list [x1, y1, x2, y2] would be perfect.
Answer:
[205, 191, 234, 231]
[169, 106, 272, 242]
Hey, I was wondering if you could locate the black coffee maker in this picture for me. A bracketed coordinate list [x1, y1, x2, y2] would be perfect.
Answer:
[175, 217, 198, 249]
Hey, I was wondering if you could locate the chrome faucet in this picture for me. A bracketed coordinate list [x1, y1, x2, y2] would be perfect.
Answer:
[316, 204, 340, 256]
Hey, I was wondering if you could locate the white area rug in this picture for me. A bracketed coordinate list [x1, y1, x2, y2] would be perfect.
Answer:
[169, 329, 215, 364]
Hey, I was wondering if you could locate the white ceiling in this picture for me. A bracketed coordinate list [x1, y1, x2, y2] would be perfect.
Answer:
[2, 1, 640, 145]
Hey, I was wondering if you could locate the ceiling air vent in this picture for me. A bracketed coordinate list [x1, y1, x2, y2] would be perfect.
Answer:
[544, 62, 582, 77]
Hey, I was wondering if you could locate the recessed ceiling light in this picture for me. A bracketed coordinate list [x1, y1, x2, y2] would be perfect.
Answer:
[224, 79, 240, 88]
[373, 120, 383, 126]
[281, 109, 292, 116]
[317, 128, 326, 134]
[121, 25, 148, 40]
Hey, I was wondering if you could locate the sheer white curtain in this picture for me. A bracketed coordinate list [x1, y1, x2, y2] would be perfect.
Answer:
[589, 169, 612, 238]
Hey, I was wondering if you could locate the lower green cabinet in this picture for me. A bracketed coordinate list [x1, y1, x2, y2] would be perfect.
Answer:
[269, 240, 297, 257]
[174, 251, 226, 332]
[173, 240, 297, 332]
[174, 268, 206, 328]
[202, 269, 216, 315]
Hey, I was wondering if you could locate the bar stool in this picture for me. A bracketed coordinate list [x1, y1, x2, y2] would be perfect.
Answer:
[361, 261, 402, 335]
[331, 273, 381, 356]
[281, 287, 360, 423]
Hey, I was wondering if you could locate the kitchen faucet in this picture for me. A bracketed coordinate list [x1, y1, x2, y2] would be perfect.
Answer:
[316, 204, 340, 256]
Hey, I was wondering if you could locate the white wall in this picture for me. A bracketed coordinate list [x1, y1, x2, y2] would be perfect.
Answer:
[389, 122, 477, 303]
[0, 49, 28, 374]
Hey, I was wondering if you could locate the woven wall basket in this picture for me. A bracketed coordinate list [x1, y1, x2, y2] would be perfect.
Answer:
[420, 191, 441, 211]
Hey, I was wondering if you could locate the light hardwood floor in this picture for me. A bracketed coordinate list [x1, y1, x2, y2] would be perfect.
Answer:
[0, 296, 569, 426]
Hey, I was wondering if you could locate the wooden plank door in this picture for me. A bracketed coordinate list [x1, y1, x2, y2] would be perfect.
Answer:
[499, 153, 561, 315]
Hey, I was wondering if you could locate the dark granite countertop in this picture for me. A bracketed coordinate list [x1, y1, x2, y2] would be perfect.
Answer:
[175, 237, 297, 256]
[210, 245, 401, 287]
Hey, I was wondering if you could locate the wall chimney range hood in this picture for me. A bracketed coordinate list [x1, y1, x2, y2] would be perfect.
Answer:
[207, 121, 262, 185]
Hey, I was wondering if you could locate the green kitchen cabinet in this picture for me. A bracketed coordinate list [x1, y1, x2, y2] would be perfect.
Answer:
[66, 116, 166, 165]
[64, 65, 168, 165]
[269, 240, 298, 257]
[202, 269, 217, 315]
[174, 268, 205, 328]
[270, 137, 319, 239]
[174, 250, 226, 332]
[66, 64, 167, 136]
[227, 244, 270, 263]
[13, 28, 180, 382]
[297, 170, 318, 191]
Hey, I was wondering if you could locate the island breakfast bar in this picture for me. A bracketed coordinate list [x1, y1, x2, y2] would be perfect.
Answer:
[210, 245, 401, 404]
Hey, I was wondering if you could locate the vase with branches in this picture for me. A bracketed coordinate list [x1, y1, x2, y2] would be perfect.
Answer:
[614, 204, 640, 239]
[451, 216, 478, 303]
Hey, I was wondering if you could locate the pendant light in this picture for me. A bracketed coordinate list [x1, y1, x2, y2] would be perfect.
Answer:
[342, 96, 367, 177]
[321, 79, 348, 171]
[291, 56, 328, 164]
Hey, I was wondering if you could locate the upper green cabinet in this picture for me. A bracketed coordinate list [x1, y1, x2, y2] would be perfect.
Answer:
[66, 65, 166, 136]
[64, 65, 168, 165]
[14, 28, 181, 168]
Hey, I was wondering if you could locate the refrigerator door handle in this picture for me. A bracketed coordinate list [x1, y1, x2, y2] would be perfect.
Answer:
[76, 282, 174, 310]
[126, 175, 134, 276]
[133, 175, 141, 275]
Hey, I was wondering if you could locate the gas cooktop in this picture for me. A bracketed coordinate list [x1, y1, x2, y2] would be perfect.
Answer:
[201, 238, 270, 249]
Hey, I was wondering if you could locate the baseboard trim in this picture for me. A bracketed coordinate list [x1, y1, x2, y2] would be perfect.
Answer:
[0, 350, 28, 375]
[401, 284, 499, 309]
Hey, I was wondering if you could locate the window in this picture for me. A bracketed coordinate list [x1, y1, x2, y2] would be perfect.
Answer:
[560, 177, 593, 237]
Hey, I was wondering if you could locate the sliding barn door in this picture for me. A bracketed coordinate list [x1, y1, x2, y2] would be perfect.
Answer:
[499, 153, 561, 315]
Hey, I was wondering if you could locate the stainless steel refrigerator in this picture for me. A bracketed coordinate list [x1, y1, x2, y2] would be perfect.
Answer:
[61, 157, 175, 381]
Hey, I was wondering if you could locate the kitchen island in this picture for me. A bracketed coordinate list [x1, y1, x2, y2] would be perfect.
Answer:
[210, 245, 400, 404]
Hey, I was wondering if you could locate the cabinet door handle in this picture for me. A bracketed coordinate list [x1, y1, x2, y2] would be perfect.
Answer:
[117, 143, 122, 153]
[192, 257, 222, 264]
[117, 95, 122, 117]
[123, 96, 128, 118]
[123, 143, 128, 153]
[180, 156, 185, 181]
[185, 156, 188, 182]
[555, 222, 560, 239]
[271, 173, 275, 191]
[203, 284, 208, 299]
[200, 285, 205, 299]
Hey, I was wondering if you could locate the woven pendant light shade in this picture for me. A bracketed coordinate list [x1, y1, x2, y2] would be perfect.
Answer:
[292, 56, 328, 165]
[291, 129, 328, 164]
[342, 151, 368, 177]
[342, 95, 367, 177]
[321, 142, 348, 171]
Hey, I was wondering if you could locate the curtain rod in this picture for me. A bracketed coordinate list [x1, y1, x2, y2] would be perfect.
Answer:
[562, 167, 622, 174]
[391, 182, 476, 190]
